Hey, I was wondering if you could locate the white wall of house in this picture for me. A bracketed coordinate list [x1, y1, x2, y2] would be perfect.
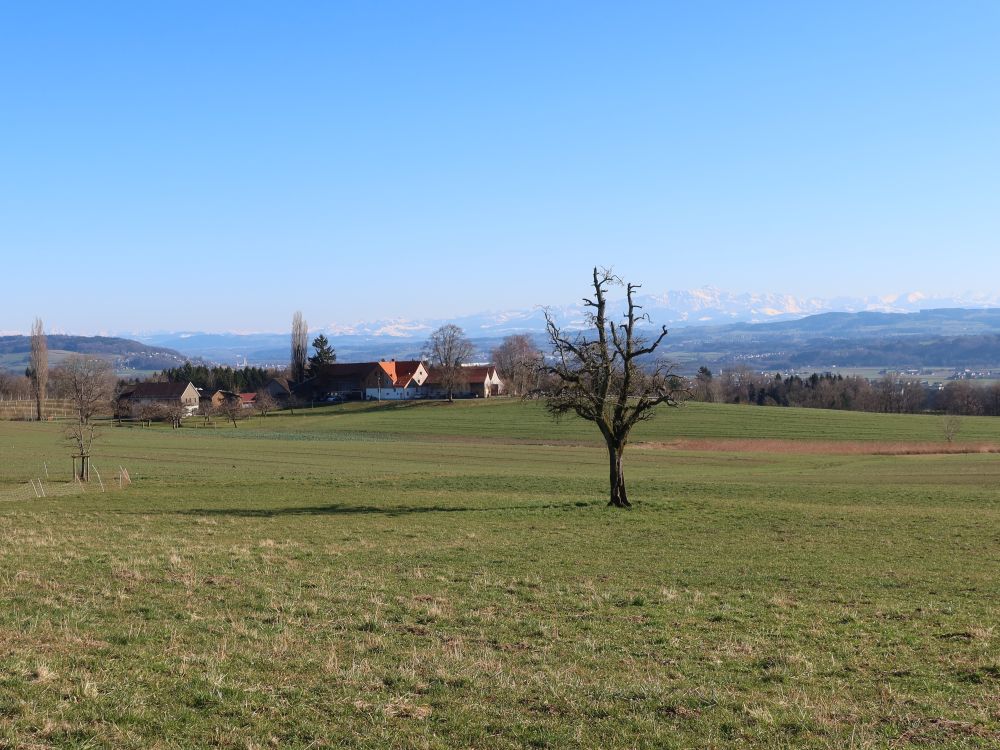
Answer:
[364, 385, 421, 400]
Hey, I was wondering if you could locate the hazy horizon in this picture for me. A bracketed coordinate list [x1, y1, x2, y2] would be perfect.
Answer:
[4, 284, 1000, 339]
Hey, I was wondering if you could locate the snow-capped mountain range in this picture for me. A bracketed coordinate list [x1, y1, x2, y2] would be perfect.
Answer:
[309, 288, 1000, 339]
[131, 287, 1000, 367]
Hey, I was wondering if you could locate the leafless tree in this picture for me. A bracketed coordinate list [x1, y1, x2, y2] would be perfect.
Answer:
[51, 355, 115, 481]
[942, 415, 962, 444]
[291, 311, 309, 384]
[198, 400, 216, 425]
[720, 366, 755, 404]
[0, 373, 32, 400]
[940, 380, 982, 416]
[218, 395, 243, 428]
[692, 366, 717, 402]
[491, 334, 543, 397]
[51, 355, 116, 424]
[137, 402, 161, 428]
[545, 268, 688, 508]
[425, 324, 475, 402]
[874, 373, 927, 414]
[255, 390, 277, 416]
[0, 370, 13, 399]
[984, 382, 1000, 417]
[28, 317, 48, 421]
[161, 401, 186, 429]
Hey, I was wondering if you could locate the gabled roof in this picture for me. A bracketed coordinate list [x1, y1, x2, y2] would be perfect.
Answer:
[238, 393, 257, 404]
[119, 381, 195, 399]
[266, 377, 292, 394]
[315, 362, 381, 378]
[388, 360, 424, 386]
[460, 365, 496, 383]
[423, 365, 495, 386]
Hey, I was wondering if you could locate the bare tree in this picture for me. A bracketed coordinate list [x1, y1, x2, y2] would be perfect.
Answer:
[137, 402, 161, 428]
[942, 415, 962, 444]
[0, 370, 13, 399]
[28, 317, 48, 421]
[52, 355, 115, 481]
[492, 334, 543, 397]
[425, 324, 475, 402]
[198, 400, 216, 426]
[940, 381, 982, 416]
[51, 355, 116, 424]
[720, 366, 755, 404]
[218, 395, 243, 428]
[545, 268, 687, 508]
[255, 390, 277, 417]
[0, 373, 32, 400]
[692, 366, 716, 402]
[161, 401, 186, 429]
[291, 311, 309, 384]
[874, 373, 928, 414]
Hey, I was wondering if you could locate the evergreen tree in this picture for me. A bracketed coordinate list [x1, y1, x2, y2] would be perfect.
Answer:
[307, 334, 336, 374]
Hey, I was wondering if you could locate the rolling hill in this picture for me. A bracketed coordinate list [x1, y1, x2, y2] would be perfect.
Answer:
[0, 335, 189, 375]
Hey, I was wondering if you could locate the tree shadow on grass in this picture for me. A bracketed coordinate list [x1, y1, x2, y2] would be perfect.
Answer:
[174, 499, 598, 518]
[282, 399, 463, 418]
[179, 503, 473, 518]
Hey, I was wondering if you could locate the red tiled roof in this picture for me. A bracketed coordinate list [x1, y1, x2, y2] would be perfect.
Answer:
[377, 361, 397, 383]
[239, 393, 256, 404]
[381, 360, 424, 386]
[460, 366, 494, 382]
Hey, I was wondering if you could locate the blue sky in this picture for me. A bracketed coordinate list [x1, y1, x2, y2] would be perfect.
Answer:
[2, 2, 999, 334]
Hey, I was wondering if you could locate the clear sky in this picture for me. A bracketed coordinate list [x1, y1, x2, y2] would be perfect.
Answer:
[2, 2, 999, 334]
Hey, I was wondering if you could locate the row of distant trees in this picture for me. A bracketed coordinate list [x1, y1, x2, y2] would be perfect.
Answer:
[129, 391, 279, 430]
[691, 367, 1000, 416]
[155, 362, 277, 392]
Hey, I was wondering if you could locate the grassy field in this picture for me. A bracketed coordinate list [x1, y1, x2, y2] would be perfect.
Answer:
[1, 400, 998, 748]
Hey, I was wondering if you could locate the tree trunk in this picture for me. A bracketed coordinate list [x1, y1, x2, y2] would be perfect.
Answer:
[607, 442, 630, 508]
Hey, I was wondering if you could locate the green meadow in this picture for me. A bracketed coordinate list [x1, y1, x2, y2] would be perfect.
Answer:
[1, 400, 998, 748]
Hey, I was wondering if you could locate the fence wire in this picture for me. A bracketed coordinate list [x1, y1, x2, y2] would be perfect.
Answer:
[0, 480, 92, 503]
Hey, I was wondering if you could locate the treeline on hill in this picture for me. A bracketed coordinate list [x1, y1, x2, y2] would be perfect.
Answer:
[779, 333, 1000, 369]
[691, 367, 1000, 416]
[157, 363, 280, 393]
[0, 334, 182, 357]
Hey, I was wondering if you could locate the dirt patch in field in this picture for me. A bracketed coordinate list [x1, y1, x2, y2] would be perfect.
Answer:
[636, 439, 1000, 456]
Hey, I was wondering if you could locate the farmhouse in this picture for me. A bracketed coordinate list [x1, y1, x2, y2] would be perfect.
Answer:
[117, 381, 200, 416]
[306, 362, 377, 400]
[421, 365, 503, 399]
[365, 360, 428, 401]
[280, 360, 503, 401]
[263, 377, 293, 402]
[198, 388, 230, 410]
[304, 360, 429, 401]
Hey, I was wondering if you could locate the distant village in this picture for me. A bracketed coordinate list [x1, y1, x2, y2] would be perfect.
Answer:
[116, 360, 505, 420]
